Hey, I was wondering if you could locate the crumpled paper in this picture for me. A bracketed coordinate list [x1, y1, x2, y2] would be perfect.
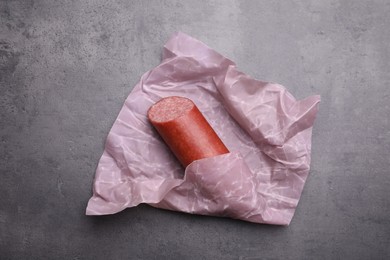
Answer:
[86, 32, 320, 225]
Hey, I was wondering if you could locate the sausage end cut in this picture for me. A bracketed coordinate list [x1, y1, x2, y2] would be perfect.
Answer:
[148, 96, 229, 167]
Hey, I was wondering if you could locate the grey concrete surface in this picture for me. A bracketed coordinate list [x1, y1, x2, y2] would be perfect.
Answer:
[1, 0, 389, 259]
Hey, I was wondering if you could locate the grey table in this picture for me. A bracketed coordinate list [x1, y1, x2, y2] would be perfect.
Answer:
[1, 1, 389, 259]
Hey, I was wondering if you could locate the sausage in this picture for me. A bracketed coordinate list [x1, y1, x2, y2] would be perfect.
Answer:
[148, 96, 229, 167]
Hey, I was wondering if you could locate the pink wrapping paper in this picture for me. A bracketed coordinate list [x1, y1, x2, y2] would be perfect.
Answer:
[86, 32, 320, 225]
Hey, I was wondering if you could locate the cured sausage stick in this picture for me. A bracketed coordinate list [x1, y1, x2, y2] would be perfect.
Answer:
[148, 96, 229, 167]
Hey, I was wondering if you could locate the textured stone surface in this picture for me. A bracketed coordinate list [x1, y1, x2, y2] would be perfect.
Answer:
[1, 0, 389, 259]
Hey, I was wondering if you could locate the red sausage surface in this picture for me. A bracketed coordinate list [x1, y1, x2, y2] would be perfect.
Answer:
[148, 96, 229, 167]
